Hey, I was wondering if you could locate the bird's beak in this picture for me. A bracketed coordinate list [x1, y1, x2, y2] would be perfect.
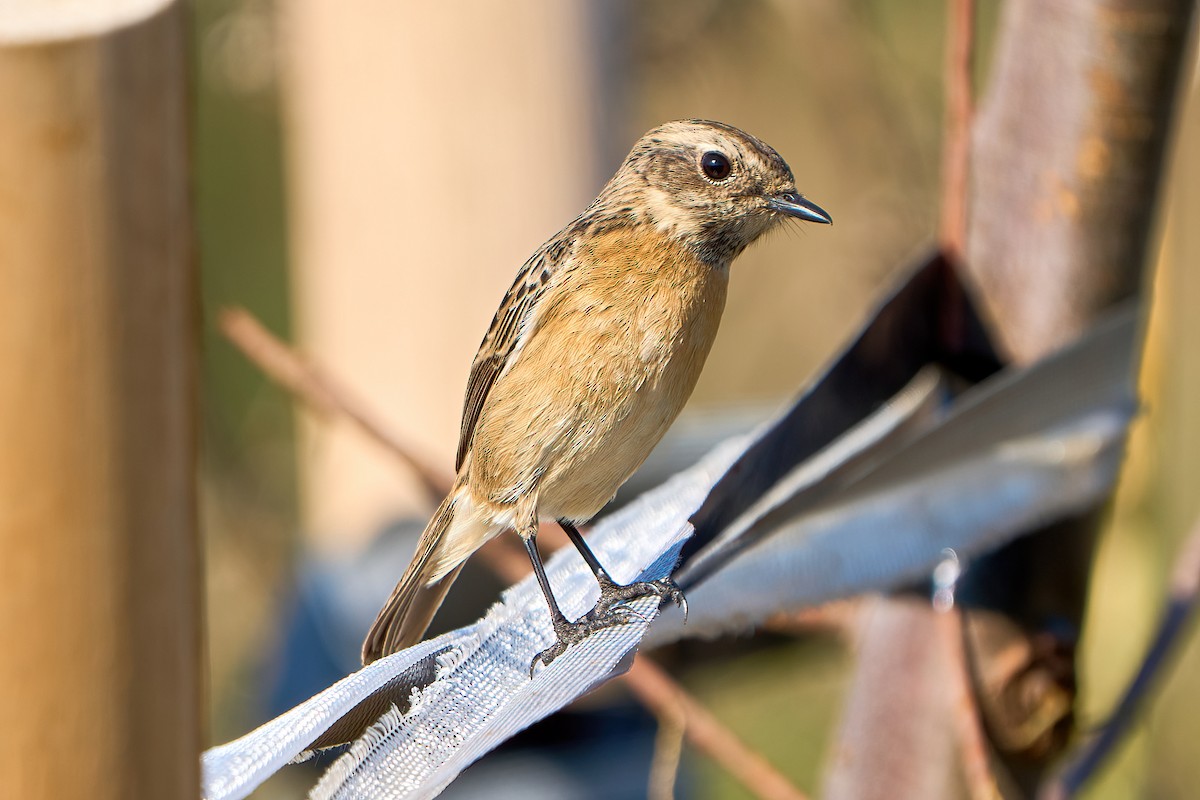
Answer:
[768, 192, 832, 224]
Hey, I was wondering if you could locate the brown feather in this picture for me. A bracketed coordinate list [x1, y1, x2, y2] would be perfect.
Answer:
[362, 487, 462, 663]
[456, 253, 557, 470]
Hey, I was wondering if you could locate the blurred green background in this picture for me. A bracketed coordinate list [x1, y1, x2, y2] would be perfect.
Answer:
[194, 1, 1199, 797]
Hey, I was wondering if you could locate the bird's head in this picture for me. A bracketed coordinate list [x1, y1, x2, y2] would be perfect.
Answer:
[596, 119, 831, 264]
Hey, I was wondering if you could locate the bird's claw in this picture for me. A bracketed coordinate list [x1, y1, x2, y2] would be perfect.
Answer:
[594, 575, 686, 619]
[529, 605, 643, 677]
[529, 640, 568, 676]
[528, 577, 687, 677]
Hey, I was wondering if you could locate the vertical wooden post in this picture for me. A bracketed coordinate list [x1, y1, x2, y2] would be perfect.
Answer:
[967, 0, 1195, 365]
[281, 2, 610, 553]
[0, 3, 200, 799]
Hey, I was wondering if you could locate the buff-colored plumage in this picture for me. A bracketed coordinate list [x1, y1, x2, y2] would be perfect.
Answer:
[363, 120, 830, 664]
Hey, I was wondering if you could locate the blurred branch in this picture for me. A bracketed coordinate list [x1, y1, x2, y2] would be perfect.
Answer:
[823, 598, 959, 798]
[939, 0, 974, 262]
[628, 657, 811, 800]
[219, 306, 451, 504]
[938, 607, 1003, 800]
[936, 12, 987, 792]
[220, 305, 808, 800]
[764, 599, 862, 637]
[967, 0, 1195, 363]
[647, 699, 686, 800]
[1038, 515, 1200, 800]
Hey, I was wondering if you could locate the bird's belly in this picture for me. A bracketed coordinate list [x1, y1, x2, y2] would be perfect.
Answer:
[474, 302, 723, 522]
[536, 375, 688, 521]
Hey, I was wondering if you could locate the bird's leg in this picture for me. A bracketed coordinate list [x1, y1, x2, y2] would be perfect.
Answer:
[522, 531, 572, 634]
[523, 529, 638, 675]
[558, 520, 685, 620]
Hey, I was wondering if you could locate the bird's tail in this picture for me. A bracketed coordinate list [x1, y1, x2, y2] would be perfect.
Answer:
[361, 486, 467, 664]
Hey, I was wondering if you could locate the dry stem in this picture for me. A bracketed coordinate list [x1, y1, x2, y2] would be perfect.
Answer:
[939, 0, 975, 263]
[220, 307, 450, 504]
[938, 607, 1003, 800]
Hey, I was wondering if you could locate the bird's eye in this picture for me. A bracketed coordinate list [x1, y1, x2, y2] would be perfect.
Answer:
[700, 151, 731, 181]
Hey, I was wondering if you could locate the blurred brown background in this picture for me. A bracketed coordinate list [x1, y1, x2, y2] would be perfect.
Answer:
[195, 1, 1198, 797]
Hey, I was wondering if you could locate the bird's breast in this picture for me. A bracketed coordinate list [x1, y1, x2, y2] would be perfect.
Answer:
[467, 226, 729, 522]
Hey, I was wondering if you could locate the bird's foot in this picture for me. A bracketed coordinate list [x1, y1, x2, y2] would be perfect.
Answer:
[528, 577, 687, 676]
[591, 574, 687, 621]
[529, 605, 642, 676]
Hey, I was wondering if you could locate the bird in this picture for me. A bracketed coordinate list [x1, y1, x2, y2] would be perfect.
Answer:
[362, 119, 831, 670]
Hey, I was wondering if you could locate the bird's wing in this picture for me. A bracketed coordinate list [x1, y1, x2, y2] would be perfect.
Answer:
[456, 240, 568, 471]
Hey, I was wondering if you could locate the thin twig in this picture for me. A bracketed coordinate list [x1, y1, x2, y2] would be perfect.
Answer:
[219, 307, 451, 504]
[627, 658, 811, 800]
[763, 599, 862, 637]
[647, 706, 686, 800]
[220, 307, 565, 576]
[1038, 516, 1200, 800]
[939, 0, 975, 263]
[937, 607, 1002, 800]
[937, 5, 999, 794]
[222, 306, 810, 800]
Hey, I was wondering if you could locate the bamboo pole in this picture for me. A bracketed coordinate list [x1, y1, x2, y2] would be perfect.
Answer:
[0, 3, 200, 799]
